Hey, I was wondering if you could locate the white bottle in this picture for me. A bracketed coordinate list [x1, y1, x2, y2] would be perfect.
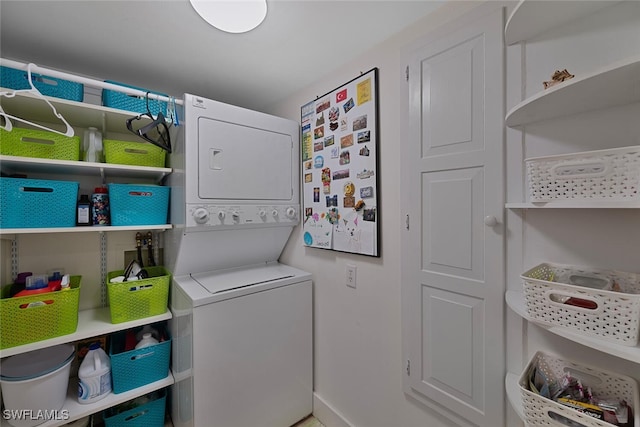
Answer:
[135, 333, 159, 349]
[82, 127, 103, 163]
[78, 343, 112, 404]
[135, 324, 159, 342]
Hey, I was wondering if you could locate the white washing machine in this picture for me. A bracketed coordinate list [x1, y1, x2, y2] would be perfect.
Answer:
[166, 94, 312, 427]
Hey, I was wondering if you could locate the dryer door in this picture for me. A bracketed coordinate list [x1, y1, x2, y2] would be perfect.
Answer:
[198, 117, 293, 201]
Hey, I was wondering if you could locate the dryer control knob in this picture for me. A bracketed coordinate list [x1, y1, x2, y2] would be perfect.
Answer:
[272, 209, 279, 218]
[217, 211, 226, 221]
[193, 208, 210, 224]
[232, 211, 240, 223]
[285, 207, 296, 218]
[258, 210, 267, 219]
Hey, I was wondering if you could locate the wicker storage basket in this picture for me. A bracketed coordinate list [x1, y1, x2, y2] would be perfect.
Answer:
[106, 266, 170, 324]
[521, 263, 640, 346]
[103, 139, 166, 168]
[519, 351, 639, 427]
[0, 127, 80, 161]
[0, 277, 81, 349]
[526, 146, 640, 203]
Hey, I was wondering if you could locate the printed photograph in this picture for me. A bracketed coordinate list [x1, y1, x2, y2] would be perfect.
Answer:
[353, 115, 367, 131]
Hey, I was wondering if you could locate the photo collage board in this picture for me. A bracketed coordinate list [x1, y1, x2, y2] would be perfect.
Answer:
[300, 68, 379, 256]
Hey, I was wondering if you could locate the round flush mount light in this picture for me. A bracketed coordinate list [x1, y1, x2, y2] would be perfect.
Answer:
[189, 0, 268, 34]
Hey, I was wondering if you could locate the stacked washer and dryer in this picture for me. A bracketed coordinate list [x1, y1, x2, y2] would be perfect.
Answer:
[166, 94, 312, 427]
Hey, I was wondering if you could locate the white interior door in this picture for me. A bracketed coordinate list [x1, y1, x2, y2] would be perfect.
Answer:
[401, 6, 505, 427]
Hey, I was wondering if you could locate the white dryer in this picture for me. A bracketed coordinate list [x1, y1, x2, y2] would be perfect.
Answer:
[166, 94, 312, 427]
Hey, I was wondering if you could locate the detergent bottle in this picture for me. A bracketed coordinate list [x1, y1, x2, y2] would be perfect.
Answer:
[78, 343, 112, 404]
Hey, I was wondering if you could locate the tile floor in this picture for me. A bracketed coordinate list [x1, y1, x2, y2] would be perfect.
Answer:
[293, 415, 325, 427]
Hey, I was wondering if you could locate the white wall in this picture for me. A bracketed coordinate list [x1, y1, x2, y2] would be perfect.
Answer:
[266, 3, 489, 426]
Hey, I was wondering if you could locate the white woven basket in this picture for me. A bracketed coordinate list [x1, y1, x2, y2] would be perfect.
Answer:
[521, 263, 640, 346]
[519, 351, 639, 427]
[526, 145, 640, 203]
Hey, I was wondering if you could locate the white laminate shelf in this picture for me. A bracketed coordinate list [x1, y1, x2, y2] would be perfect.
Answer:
[0, 87, 157, 135]
[505, 55, 640, 127]
[0, 155, 172, 181]
[504, 0, 618, 45]
[0, 308, 172, 358]
[506, 201, 640, 209]
[506, 290, 640, 364]
[0, 372, 174, 427]
[505, 372, 525, 422]
[0, 224, 172, 237]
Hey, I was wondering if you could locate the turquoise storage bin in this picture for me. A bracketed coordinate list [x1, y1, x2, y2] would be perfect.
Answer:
[102, 81, 167, 116]
[0, 66, 83, 102]
[109, 323, 171, 394]
[103, 389, 166, 427]
[107, 184, 169, 226]
[0, 178, 78, 228]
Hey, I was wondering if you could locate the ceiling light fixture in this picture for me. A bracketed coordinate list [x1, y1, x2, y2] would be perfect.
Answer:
[189, 0, 268, 34]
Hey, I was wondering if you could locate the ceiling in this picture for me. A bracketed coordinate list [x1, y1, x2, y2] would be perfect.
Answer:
[1, 0, 445, 112]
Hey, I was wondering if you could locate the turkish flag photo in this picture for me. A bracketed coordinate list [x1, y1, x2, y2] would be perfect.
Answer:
[336, 88, 347, 103]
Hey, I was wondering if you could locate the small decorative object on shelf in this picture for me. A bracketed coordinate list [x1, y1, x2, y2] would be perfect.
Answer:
[543, 68, 575, 89]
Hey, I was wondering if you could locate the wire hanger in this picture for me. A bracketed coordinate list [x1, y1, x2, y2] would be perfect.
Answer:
[0, 63, 75, 137]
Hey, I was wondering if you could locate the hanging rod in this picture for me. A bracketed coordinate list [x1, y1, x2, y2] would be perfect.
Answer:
[1, 58, 183, 105]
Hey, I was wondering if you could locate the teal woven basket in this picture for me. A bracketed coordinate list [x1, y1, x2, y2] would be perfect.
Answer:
[104, 389, 166, 427]
[0, 66, 83, 102]
[102, 80, 167, 115]
[109, 323, 171, 393]
[0, 178, 79, 228]
[107, 184, 170, 226]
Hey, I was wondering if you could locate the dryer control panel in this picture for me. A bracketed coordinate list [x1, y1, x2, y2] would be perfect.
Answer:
[187, 204, 299, 227]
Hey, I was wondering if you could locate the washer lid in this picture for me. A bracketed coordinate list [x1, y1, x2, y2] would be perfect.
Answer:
[1, 343, 74, 380]
[191, 263, 296, 294]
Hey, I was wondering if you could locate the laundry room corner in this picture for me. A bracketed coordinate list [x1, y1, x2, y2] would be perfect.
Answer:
[268, 2, 485, 427]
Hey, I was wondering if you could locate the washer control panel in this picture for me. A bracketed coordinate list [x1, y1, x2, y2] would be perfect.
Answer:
[187, 204, 299, 227]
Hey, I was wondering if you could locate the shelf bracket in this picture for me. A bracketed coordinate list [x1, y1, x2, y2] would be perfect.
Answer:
[100, 231, 107, 307]
[11, 236, 19, 281]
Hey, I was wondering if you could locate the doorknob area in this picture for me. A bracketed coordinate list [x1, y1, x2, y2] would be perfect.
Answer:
[484, 215, 498, 226]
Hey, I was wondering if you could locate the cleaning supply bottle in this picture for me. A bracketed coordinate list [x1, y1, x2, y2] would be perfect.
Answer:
[78, 343, 112, 404]
[83, 127, 103, 162]
[91, 186, 110, 225]
[135, 324, 159, 342]
[135, 333, 159, 349]
[76, 194, 91, 226]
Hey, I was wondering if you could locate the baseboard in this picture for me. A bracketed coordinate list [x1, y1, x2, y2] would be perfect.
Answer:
[313, 393, 353, 427]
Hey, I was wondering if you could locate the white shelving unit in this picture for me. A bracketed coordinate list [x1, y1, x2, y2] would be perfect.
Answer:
[505, 55, 640, 127]
[506, 291, 640, 364]
[504, 1, 640, 424]
[0, 62, 176, 426]
[0, 372, 174, 427]
[0, 308, 172, 358]
[504, 0, 618, 45]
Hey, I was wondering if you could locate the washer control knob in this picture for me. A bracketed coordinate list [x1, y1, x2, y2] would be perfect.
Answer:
[193, 207, 210, 224]
[258, 210, 267, 219]
[217, 211, 226, 221]
[232, 211, 240, 223]
[272, 209, 279, 218]
[285, 207, 296, 218]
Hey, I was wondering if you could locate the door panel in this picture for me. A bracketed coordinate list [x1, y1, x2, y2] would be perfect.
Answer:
[422, 286, 484, 408]
[402, 6, 505, 427]
[421, 36, 484, 157]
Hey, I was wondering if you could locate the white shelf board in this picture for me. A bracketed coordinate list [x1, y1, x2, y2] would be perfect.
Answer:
[506, 290, 640, 364]
[505, 372, 525, 421]
[506, 201, 640, 209]
[0, 224, 172, 236]
[506, 55, 640, 127]
[0, 87, 155, 134]
[0, 155, 171, 180]
[0, 308, 172, 358]
[504, 0, 617, 45]
[0, 372, 174, 427]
